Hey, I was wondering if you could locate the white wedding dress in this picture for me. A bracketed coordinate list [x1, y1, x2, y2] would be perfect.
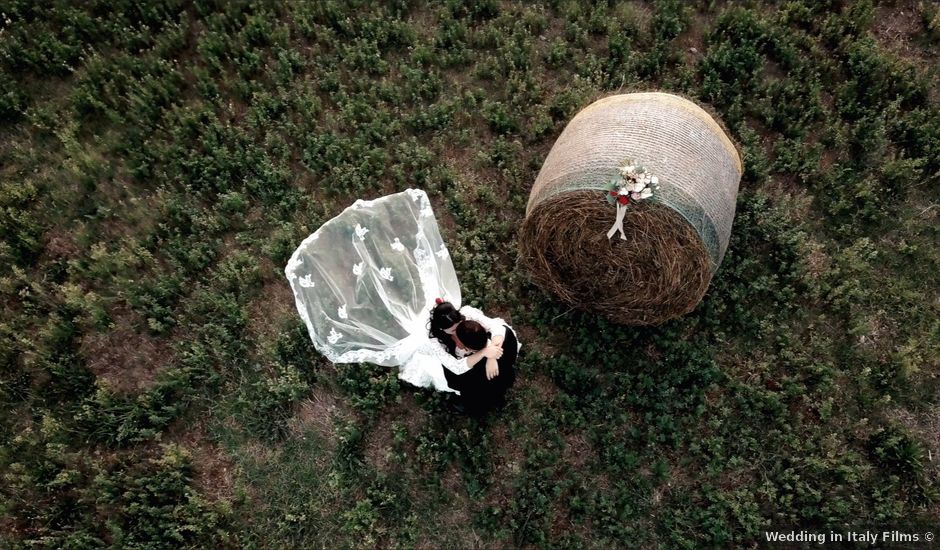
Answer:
[285, 189, 474, 393]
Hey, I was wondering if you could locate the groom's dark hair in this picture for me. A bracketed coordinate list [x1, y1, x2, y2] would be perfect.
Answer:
[429, 301, 464, 354]
[456, 320, 490, 351]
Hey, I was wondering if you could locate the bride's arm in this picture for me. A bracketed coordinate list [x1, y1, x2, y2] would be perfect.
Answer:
[422, 339, 498, 375]
[484, 356, 499, 380]
[460, 305, 507, 347]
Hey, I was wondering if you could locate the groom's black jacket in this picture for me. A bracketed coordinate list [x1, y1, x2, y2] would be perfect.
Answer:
[443, 326, 518, 410]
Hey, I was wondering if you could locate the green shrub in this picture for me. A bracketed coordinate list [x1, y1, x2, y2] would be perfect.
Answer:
[0, 180, 45, 266]
[835, 38, 927, 120]
[126, 273, 184, 335]
[237, 363, 309, 441]
[337, 362, 401, 418]
[95, 444, 233, 548]
[699, 7, 768, 109]
[889, 107, 940, 178]
[868, 425, 938, 504]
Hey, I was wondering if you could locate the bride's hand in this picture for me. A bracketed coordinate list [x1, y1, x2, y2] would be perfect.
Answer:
[482, 344, 503, 359]
[485, 358, 499, 380]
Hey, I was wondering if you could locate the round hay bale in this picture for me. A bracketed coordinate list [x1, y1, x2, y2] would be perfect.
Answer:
[520, 92, 742, 325]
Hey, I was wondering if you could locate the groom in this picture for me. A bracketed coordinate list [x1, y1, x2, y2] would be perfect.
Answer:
[443, 321, 519, 415]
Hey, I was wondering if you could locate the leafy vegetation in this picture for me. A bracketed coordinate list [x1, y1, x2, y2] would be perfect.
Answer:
[1, 0, 937, 547]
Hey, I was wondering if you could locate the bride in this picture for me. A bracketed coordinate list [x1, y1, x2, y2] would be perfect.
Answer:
[284, 189, 520, 410]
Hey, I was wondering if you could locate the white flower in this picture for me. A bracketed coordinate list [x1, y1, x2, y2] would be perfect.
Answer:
[391, 238, 405, 251]
[353, 262, 364, 277]
[378, 267, 394, 281]
[337, 304, 348, 319]
[632, 182, 646, 193]
[299, 274, 315, 288]
[327, 327, 342, 344]
[406, 188, 426, 203]
[620, 165, 635, 175]
[617, 187, 629, 196]
[640, 188, 653, 199]
[286, 256, 303, 275]
[406, 188, 434, 217]
[651, 176, 659, 186]
[435, 243, 449, 259]
[354, 224, 369, 240]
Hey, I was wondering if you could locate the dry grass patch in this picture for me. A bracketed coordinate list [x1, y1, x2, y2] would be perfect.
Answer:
[79, 307, 176, 393]
[678, 10, 710, 65]
[872, 1, 934, 60]
[166, 422, 238, 503]
[363, 422, 396, 472]
[515, 372, 558, 405]
[804, 239, 830, 280]
[245, 275, 297, 345]
[492, 422, 526, 477]
[763, 176, 815, 221]
[363, 394, 428, 472]
[560, 432, 593, 470]
[512, 324, 537, 350]
[287, 386, 354, 456]
[40, 228, 82, 260]
[415, 467, 488, 549]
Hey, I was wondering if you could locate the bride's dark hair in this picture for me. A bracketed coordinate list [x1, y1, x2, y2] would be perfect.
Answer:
[428, 300, 464, 355]
[456, 320, 490, 351]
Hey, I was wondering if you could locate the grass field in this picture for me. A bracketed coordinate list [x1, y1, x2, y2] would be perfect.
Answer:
[1, 0, 938, 547]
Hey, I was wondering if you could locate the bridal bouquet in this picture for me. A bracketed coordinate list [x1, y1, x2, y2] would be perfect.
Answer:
[605, 161, 661, 240]
[606, 161, 659, 206]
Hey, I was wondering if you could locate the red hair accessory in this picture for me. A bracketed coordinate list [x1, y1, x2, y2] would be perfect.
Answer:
[435, 297, 443, 305]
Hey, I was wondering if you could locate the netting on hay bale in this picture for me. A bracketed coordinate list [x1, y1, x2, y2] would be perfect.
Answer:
[519, 92, 743, 325]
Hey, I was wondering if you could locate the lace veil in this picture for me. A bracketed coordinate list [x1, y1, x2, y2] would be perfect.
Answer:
[284, 189, 461, 369]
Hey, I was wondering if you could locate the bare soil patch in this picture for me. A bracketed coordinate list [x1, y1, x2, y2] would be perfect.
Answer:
[492, 422, 526, 477]
[872, 2, 930, 59]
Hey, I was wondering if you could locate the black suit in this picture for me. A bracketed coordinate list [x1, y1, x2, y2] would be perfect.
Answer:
[443, 325, 518, 415]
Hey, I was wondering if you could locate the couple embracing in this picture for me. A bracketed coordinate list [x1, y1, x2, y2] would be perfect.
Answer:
[285, 189, 520, 417]
[423, 299, 519, 415]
